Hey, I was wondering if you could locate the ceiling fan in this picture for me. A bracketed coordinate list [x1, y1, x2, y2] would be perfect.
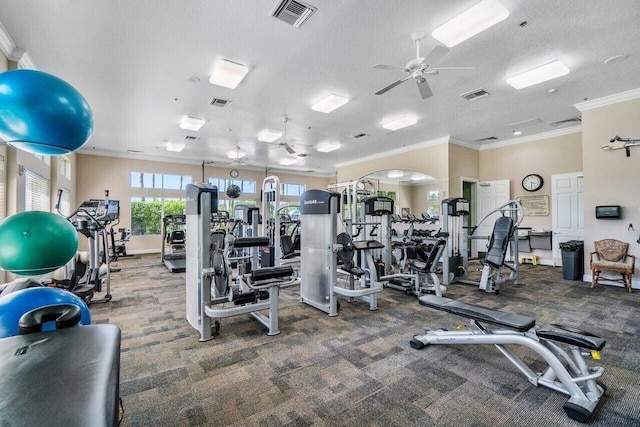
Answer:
[373, 31, 473, 99]
[228, 145, 247, 165]
[262, 117, 310, 156]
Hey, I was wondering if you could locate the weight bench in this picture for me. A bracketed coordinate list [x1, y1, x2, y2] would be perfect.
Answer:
[411, 295, 606, 423]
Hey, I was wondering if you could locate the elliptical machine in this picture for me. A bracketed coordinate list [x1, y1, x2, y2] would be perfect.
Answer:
[54, 189, 116, 303]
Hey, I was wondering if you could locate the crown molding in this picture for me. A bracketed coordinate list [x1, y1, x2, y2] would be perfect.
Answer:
[449, 137, 479, 150]
[0, 19, 36, 69]
[335, 135, 449, 168]
[574, 87, 640, 111]
[478, 125, 581, 151]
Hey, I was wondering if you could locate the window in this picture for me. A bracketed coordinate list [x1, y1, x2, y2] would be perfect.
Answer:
[427, 190, 440, 220]
[130, 197, 187, 236]
[130, 172, 192, 190]
[130, 197, 163, 235]
[282, 183, 305, 197]
[208, 178, 256, 194]
[33, 154, 51, 166]
[58, 187, 71, 216]
[218, 199, 256, 215]
[25, 170, 51, 211]
[59, 156, 71, 180]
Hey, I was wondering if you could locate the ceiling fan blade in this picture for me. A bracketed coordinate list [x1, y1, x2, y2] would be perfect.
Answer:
[425, 45, 449, 64]
[285, 145, 296, 155]
[375, 75, 411, 95]
[431, 66, 475, 70]
[416, 78, 433, 100]
[372, 63, 409, 72]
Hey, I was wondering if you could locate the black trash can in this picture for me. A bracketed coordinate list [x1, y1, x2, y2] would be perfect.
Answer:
[559, 240, 584, 280]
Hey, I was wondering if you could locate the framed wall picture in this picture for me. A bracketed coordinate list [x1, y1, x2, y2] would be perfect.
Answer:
[401, 207, 410, 218]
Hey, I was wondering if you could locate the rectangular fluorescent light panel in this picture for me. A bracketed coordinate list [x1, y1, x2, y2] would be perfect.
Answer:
[387, 170, 404, 178]
[316, 141, 341, 153]
[166, 142, 185, 152]
[279, 157, 297, 166]
[506, 60, 570, 89]
[179, 116, 206, 131]
[258, 130, 282, 142]
[382, 116, 417, 131]
[311, 94, 349, 113]
[432, 0, 509, 48]
[209, 59, 249, 89]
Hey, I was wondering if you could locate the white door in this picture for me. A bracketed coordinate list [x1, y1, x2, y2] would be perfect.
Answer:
[551, 172, 584, 265]
[473, 179, 510, 256]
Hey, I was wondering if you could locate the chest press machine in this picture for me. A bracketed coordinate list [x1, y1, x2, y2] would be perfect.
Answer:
[299, 189, 384, 316]
[185, 183, 296, 341]
[411, 295, 606, 423]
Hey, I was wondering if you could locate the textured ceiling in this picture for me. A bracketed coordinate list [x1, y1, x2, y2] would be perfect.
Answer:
[1, 0, 639, 176]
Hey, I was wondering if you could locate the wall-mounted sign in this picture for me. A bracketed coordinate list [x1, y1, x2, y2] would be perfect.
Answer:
[517, 195, 549, 216]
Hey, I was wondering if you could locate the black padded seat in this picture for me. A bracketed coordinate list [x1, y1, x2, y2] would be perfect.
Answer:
[418, 295, 535, 332]
[537, 324, 606, 351]
[234, 237, 270, 248]
[352, 240, 385, 250]
[251, 265, 294, 281]
[340, 262, 365, 277]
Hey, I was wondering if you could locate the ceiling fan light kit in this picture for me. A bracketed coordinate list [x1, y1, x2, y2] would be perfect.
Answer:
[179, 116, 206, 131]
[227, 149, 246, 159]
[279, 157, 297, 166]
[311, 94, 349, 113]
[432, 0, 510, 48]
[382, 115, 417, 131]
[506, 60, 570, 89]
[209, 58, 249, 89]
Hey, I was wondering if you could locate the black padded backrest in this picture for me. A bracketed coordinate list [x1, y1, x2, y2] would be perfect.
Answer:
[425, 239, 447, 273]
[281, 235, 294, 256]
[168, 230, 185, 244]
[485, 216, 514, 267]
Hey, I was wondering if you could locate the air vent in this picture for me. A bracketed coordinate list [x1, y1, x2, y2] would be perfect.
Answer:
[475, 136, 498, 142]
[210, 97, 233, 108]
[549, 116, 582, 127]
[184, 136, 199, 141]
[127, 149, 143, 153]
[460, 88, 490, 102]
[352, 133, 370, 139]
[271, 0, 316, 28]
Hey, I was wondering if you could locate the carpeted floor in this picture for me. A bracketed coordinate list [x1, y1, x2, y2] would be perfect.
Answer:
[91, 255, 640, 426]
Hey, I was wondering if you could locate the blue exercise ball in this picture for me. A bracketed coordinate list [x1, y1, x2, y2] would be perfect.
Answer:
[0, 287, 91, 338]
[0, 69, 93, 155]
[0, 211, 78, 275]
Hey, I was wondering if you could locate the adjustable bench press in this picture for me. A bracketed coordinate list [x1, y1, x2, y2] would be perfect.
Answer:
[411, 295, 606, 423]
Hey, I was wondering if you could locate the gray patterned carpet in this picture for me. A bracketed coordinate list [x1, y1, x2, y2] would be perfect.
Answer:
[91, 255, 640, 426]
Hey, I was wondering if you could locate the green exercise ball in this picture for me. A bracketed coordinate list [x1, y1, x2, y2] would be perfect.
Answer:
[0, 211, 78, 275]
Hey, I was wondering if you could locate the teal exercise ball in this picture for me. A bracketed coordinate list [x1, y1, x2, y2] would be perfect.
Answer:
[0, 69, 93, 155]
[0, 211, 78, 275]
[0, 287, 91, 338]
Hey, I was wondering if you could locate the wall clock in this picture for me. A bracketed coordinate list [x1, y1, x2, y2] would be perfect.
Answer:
[229, 169, 239, 178]
[522, 173, 543, 192]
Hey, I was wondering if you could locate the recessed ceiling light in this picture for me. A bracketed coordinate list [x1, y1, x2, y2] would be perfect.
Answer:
[279, 157, 297, 166]
[432, 0, 510, 48]
[410, 173, 427, 181]
[209, 58, 249, 89]
[382, 115, 417, 131]
[548, 88, 557, 94]
[512, 130, 522, 136]
[179, 116, 206, 131]
[604, 54, 628, 65]
[316, 141, 341, 152]
[258, 130, 283, 142]
[166, 142, 185, 152]
[506, 60, 570, 89]
[311, 94, 349, 113]
[387, 170, 404, 178]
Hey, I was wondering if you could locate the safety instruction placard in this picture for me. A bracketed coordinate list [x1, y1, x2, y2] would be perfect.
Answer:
[517, 195, 549, 216]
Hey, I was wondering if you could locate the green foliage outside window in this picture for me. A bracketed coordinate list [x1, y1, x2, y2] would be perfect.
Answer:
[131, 198, 186, 235]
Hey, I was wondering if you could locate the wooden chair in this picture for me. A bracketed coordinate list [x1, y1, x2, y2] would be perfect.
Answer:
[590, 239, 635, 293]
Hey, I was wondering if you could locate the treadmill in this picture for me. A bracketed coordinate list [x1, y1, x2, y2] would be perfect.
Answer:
[161, 215, 186, 273]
